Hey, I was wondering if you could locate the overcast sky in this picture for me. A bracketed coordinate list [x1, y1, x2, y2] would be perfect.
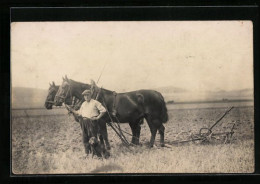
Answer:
[11, 21, 253, 92]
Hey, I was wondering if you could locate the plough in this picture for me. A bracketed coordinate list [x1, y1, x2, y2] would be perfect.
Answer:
[168, 106, 236, 146]
[108, 106, 237, 149]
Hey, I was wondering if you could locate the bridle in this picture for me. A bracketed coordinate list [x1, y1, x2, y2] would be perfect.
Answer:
[45, 87, 58, 104]
[55, 82, 72, 103]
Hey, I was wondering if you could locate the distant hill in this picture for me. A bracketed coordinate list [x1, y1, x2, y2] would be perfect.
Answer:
[153, 86, 254, 103]
[12, 87, 48, 108]
[153, 86, 188, 94]
[208, 88, 254, 100]
[11, 86, 254, 108]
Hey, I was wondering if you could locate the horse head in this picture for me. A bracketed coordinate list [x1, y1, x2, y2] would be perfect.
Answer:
[46, 80, 75, 109]
[44, 81, 59, 109]
[54, 76, 71, 106]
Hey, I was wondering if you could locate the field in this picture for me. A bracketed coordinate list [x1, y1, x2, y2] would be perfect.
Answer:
[11, 103, 254, 174]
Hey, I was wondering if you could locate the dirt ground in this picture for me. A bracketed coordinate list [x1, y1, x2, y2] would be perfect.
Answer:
[11, 106, 254, 174]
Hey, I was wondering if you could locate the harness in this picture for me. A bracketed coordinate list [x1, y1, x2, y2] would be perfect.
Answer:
[46, 87, 59, 104]
[112, 91, 117, 116]
[94, 87, 118, 117]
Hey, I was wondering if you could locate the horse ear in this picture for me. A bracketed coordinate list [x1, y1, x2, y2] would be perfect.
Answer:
[90, 79, 96, 86]
[90, 79, 98, 95]
[52, 81, 55, 86]
[49, 82, 52, 87]
[65, 75, 68, 81]
[62, 76, 65, 81]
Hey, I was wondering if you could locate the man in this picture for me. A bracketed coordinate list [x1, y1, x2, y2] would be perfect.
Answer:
[68, 89, 107, 156]
[75, 89, 107, 120]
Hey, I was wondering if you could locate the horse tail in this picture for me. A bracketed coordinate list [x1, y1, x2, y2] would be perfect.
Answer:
[135, 93, 145, 125]
[157, 92, 168, 124]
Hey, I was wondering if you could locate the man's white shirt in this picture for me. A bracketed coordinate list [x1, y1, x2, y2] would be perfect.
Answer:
[78, 99, 106, 118]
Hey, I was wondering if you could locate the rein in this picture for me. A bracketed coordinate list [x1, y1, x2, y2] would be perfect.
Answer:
[45, 101, 55, 104]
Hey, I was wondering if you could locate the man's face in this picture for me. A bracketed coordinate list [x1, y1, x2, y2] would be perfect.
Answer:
[84, 94, 91, 102]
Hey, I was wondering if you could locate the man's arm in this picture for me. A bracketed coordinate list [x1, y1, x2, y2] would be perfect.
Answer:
[90, 101, 106, 120]
[91, 111, 106, 120]
[65, 104, 81, 116]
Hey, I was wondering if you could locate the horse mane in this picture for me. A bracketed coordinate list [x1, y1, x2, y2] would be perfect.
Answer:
[48, 85, 60, 93]
[100, 87, 113, 93]
[68, 79, 91, 88]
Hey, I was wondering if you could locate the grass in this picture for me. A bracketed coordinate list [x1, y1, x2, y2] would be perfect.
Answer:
[11, 106, 254, 174]
[12, 140, 254, 174]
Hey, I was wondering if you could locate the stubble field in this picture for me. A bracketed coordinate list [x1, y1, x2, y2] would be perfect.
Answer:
[12, 104, 254, 174]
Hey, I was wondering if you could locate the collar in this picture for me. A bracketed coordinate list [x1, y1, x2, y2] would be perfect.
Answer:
[85, 99, 93, 103]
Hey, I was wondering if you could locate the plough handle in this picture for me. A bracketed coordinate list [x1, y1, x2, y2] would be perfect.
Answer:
[209, 106, 234, 131]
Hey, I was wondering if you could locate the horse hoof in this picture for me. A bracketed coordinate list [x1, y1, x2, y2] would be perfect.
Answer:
[160, 143, 165, 147]
[104, 152, 110, 159]
[85, 150, 91, 154]
[131, 142, 140, 146]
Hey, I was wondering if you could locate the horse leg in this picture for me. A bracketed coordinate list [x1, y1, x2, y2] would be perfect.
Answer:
[135, 123, 141, 145]
[129, 122, 138, 145]
[89, 137, 103, 158]
[103, 127, 111, 150]
[98, 141, 110, 159]
[97, 133, 109, 157]
[158, 124, 165, 147]
[149, 127, 157, 148]
[145, 116, 158, 147]
[99, 120, 111, 150]
[98, 134, 105, 147]
[82, 129, 91, 155]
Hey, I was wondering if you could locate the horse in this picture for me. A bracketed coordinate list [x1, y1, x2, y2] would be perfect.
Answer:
[44, 81, 82, 122]
[44, 82, 61, 109]
[54, 76, 168, 147]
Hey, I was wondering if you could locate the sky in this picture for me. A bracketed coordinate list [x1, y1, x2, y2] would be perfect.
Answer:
[11, 21, 253, 92]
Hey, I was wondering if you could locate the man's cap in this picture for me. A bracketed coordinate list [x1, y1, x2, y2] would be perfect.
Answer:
[82, 89, 91, 96]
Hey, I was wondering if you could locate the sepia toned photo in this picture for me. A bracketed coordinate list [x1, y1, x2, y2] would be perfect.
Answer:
[11, 21, 254, 174]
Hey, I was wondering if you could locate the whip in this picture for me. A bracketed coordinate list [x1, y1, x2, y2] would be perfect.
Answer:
[96, 60, 108, 84]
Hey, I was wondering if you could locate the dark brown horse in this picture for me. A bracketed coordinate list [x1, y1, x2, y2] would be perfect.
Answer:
[54, 76, 168, 147]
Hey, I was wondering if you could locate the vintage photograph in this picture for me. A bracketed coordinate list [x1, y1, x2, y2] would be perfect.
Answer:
[11, 21, 254, 174]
